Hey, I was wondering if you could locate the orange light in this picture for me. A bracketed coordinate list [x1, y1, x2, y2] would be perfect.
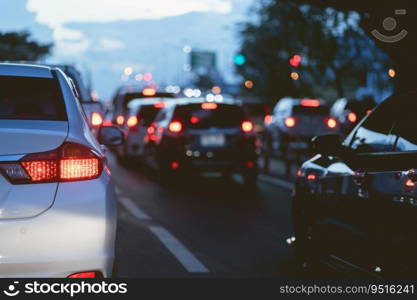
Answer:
[201, 102, 218, 110]
[91, 112, 103, 126]
[307, 174, 316, 181]
[190, 116, 200, 124]
[127, 116, 138, 127]
[241, 121, 254, 132]
[68, 271, 100, 278]
[388, 68, 396, 78]
[301, 99, 320, 107]
[264, 114, 273, 125]
[366, 110, 372, 115]
[171, 161, 180, 169]
[326, 118, 337, 129]
[347, 112, 357, 123]
[143, 88, 156, 96]
[154, 102, 165, 108]
[290, 72, 299, 80]
[116, 115, 125, 126]
[284, 117, 296, 128]
[169, 121, 182, 133]
[211, 86, 221, 94]
[244, 80, 254, 89]
[405, 179, 415, 188]
[60, 158, 100, 180]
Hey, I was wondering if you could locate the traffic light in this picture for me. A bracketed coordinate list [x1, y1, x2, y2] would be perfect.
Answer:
[289, 54, 302, 67]
[234, 54, 246, 66]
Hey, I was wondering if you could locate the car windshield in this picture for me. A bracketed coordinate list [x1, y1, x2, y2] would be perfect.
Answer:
[0, 76, 67, 121]
[174, 104, 246, 129]
[137, 105, 161, 126]
[292, 105, 329, 115]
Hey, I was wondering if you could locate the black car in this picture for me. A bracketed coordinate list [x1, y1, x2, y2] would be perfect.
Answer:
[292, 92, 417, 276]
[144, 98, 259, 186]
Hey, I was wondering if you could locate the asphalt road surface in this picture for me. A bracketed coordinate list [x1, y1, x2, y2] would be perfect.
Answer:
[109, 152, 307, 278]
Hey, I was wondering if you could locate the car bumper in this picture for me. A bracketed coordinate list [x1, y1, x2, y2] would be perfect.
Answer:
[0, 172, 117, 278]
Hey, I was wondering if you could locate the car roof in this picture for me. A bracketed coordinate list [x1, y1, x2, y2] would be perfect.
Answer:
[171, 97, 240, 107]
[127, 97, 173, 109]
[0, 63, 54, 78]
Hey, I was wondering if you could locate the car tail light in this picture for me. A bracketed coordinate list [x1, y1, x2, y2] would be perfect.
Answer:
[284, 117, 296, 128]
[201, 102, 218, 110]
[116, 115, 125, 126]
[91, 112, 103, 127]
[246, 161, 255, 168]
[264, 114, 273, 125]
[154, 102, 165, 108]
[405, 179, 415, 188]
[307, 174, 316, 181]
[366, 110, 372, 115]
[143, 88, 156, 96]
[347, 112, 357, 123]
[0, 142, 102, 184]
[68, 271, 101, 278]
[301, 99, 320, 107]
[169, 121, 182, 133]
[190, 116, 200, 124]
[241, 121, 254, 132]
[171, 161, 180, 169]
[326, 117, 337, 129]
[127, 116, 138, 128]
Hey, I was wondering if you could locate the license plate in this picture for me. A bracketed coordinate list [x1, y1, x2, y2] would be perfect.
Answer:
[200, 134, 225, 147]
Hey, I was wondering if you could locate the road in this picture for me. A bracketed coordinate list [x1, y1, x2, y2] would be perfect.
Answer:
[110, 152, 304, 278]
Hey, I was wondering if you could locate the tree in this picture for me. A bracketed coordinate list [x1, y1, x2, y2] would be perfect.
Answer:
[236, 1, 391, 102]
[0, 31, 52, 61]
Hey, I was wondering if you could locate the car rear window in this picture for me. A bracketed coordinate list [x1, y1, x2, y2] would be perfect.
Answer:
[0, 76, 67, 121]
[137, 105, 161, 126]
[293, 105, 329, 115]
[174, 104, 246, 129]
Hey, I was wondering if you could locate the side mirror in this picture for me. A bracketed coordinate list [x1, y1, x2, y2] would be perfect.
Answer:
[98, 126, 124, 146]
[312, 134, 342, 156]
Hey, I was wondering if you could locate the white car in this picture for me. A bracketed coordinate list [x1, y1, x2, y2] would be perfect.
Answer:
[0, 63, 122, 277]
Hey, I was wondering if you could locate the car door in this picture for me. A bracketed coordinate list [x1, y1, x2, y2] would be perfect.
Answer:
[315, 95, 403, 269]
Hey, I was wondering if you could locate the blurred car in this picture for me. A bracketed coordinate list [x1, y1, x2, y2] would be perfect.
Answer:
[264, 98, 338, 160]
[115, 98, 169, 162]
[293, 92, 417, 276]
[330, 97, 376, 137]
[111, 86, 176, 127]
[0, 63, 123, 277]
[144, 98, 259, 186]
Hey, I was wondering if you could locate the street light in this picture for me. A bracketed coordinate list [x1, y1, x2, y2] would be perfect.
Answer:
[244, 80, 254, 89]
[388, 68, 396, 78]
[290, 72, 299, 80]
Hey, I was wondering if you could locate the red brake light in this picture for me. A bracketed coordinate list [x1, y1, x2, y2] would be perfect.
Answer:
[190, 116, 200, 124]
[68, 271, 100, 278]
[169, 121, 182, 133]
[201, 102, 218, 110]
[307, 174, 316, 181]
[301, 99, 320, 107]
[284, 117, 296, 128]
[154, 102, 165, 108]
[1, 142, 103, 184]
[91, 112, 103, 127]
[171, 161, 180, 169]
[241, 121, 254, 132]
[264, 114, 272, 125]
[127, 116, 138, 128]
[326, 117, 337, 129]
[347, 112, 357, 123]
[116, 115, 125, 126]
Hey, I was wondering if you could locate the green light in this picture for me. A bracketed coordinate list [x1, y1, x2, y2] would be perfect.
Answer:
[234, 54, 246, 66]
